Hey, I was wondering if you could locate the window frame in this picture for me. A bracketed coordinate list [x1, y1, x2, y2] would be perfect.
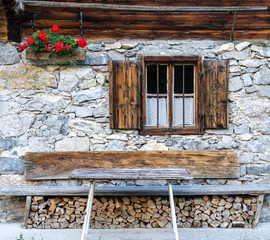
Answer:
[139, 56, 204, 135]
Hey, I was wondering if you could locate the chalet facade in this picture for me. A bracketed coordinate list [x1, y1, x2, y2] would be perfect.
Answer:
[0, 0, 270, 231]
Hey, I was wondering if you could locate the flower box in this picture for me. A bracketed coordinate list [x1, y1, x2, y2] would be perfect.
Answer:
[25, 48, 86, 61]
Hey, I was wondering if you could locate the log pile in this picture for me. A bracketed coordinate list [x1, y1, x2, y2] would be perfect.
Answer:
[27, 195, 257, 229]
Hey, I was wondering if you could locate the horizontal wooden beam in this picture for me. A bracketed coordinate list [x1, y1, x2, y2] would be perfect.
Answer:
[69, 168, 192, 180]
[21, 1, 268, 12]
[1, 185, 270, 196]
[25, 151, 239, 180]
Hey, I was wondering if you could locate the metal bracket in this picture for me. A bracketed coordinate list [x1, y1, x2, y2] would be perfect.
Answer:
[79, 8, 84, 38]
[230, 11, 238, 42]
[31, 13, 36, 32]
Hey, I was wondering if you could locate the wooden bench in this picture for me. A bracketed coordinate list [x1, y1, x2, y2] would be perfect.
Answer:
[69, 167, 192, 240]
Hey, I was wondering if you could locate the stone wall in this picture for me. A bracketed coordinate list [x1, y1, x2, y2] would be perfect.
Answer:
[0, 40, 269, 224]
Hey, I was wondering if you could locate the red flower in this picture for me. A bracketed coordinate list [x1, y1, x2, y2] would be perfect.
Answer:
[38, 30, 47, 41]
[65, 45, 71, 50]
[51, 24, 60, 33]
[55, 41, 64, 52]
[26, 37, 34, 45]
[18, 43, 26, 51]
[78, 39, 86, 48]
[49, 46, 54, 51]
[45, 45, 48, 50]
[43, 38, 49, 44]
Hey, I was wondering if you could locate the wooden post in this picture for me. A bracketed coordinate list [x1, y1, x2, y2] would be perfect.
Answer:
[21, 196, 32, 229]
[81, 181, 95, 240]
[253, 194, 265, 228]
[168, 182, 179, 240]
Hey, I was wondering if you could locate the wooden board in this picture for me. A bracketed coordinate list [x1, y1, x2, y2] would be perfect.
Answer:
[0, 4, 7, 41]
[203, 60, 229, 129]
[25, 150, 239, 180]
[25, 48, 86, 61]
[1, 184, 270, 196]
[69, 168, 192, 180]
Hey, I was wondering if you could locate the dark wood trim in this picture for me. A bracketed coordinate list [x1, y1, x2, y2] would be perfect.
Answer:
[109, 61, 115, 129]
[144, 56, 199, 62]
[141, 126, 202, 135]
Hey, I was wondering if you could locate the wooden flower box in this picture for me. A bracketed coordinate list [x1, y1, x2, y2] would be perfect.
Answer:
[25, 48, 86, 61]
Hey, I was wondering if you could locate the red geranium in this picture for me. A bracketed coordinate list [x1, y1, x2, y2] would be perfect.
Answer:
[65, 45, 71, 50]
[43, 38, 49, 44]
[51, 24, 60, 33]
[26, 37, 34, 45]
[55, 41, 64, 52]
[18, 43, 26, 50]
[38, 30, 47, 41]
[78, 39, 86, 48]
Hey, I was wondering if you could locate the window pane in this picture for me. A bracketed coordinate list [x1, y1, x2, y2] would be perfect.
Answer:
[147, 65, 157, 94]
[147, 97, 168, 126]
[159, 65, 167, 94]
[173, 97, 194, 126]
[174, 65, 194, 94]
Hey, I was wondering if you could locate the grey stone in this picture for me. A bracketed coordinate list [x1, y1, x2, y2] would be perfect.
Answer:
[75, 107, 93, 118]
[108, 51, 125, 61]
[242, 74, 253, 87]
[0, 43, 20, 65]
[183, 141, 209, 150]
[0, 157, 24, 174]
[121, 42, 138, 49]
[0, 114, 35, 137]
[235, 125, 250, 135]
[214, 43, 234, 54]
[240, 165, 246, 177]
[235, 42, 251, 51]
[239, 59, 262, 68]
[83, 52, 109, 65]
[86, 43, 103, 52]
[0, 139, 18, 151]
[254, 69, 270, 85]
[135, 180, 167, 186]
[205, 124, 234, 135]
[0, 101, 9, 115]
[239, 153, 254, 164]
[229, 76, 243, 92]
[45, 115, 68, 136]
[55, 137, 89, 151]
[72, 88, 104, 103]
[90, 144, 106, 151]
[245, 86, 258, 94]
[217, 136, 238, 149]
[28, 137, 52, 152]
[206, 179, 226, 185]
[256, 86, 270, 98]
[262, 47, 270, 57]
[107, 140, 126, 151]
[58, 72, 80, 92]
[105, 42, 121, 50]
[247, 165, 270, 175]
[224, 49, 249, 60]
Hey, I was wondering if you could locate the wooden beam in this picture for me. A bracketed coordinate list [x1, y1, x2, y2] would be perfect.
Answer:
[25, 151, 240, 180]
[21, 196, 31, 229]
[69, 168, 192, 180]
[230, 11, 238, 41]
[253, 194, 265, 228]
[21, 1, 268, 12]
[1, 185, 270, 197]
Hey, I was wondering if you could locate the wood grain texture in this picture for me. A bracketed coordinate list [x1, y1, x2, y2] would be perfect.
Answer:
[1, 184, 270, 196]
[0, 4, 7, 41]
[203, 60, 229, 129]
[253, 194, 265, 228]
[25, 151, 239, 180]
[25, 48, 86, 60]
[69, 168, 192, 180]
[109, 61, 141, 129]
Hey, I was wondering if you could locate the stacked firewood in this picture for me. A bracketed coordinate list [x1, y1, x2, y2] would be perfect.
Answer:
[27, 195, 257, 229]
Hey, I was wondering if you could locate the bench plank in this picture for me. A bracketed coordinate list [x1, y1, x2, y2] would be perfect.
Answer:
[25, 151, 239, 180]
[69, 168, 192, 180]
[1, 185, 270, 196]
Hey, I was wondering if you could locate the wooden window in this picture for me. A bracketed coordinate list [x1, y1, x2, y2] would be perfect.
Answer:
[109, 57, 229, 135]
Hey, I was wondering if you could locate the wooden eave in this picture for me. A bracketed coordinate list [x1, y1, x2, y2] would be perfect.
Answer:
[3, 0, 270, 41]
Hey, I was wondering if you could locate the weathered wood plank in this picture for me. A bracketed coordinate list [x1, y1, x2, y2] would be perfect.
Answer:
[25, 48, 86, 61]
[21, 196, 32, 229]
[22, 2, 268, 12]
[25, 151, 239, 180]
[253, 194, 265, 228]
[69, 168, 192, 180]
[1, 184, 270, 196]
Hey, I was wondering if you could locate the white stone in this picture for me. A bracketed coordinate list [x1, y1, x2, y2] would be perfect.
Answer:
[229, 76, 243, 92]
[254, 69, 270, 85]
[75, 107, 93, 118]
[121, 42, 138, 49]
[242, 74, 253, 87]
[108, 51, 125, 61]
[214, 43, 234, 54]
[224, 49, 249, 60]
[105, 42, 121, 50]
[58, 69, 80, 92]
[239, 59, 262, 68]
[55, 137, 89, 151]
[140, 140, 168, 151]
[96, 73, 105, 86]
[235, 42, 251, 51]
[239, 134, 253, 141]
[107, 134, 128, 141]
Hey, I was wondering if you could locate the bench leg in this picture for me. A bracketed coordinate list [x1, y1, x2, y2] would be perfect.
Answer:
[22, 196, 32, 229]
[168, 182, 179, 240]
[81, 181, 95, 240]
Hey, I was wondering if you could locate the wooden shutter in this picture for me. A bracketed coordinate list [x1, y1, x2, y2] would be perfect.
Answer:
[202, 60, 229, 129]
[109, 60, 141, 129]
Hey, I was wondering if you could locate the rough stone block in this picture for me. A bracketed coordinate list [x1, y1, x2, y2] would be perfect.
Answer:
[0, 43, 20, 65]
[55, 137, 90, 152]
[83, 52, 109, 65]
[0, 157, 24, 174]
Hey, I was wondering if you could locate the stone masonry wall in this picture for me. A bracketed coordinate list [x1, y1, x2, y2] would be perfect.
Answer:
[0, 40, 269, 224]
